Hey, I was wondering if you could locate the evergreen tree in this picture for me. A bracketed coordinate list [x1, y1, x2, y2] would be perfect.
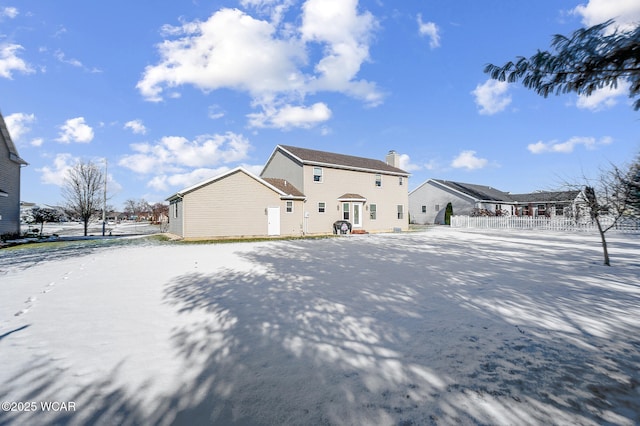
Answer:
[444, 202, 453, 225]
[485, 20, 640, 110]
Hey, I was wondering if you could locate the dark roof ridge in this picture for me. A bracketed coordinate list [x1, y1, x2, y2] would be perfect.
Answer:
[278, 144, 408, 175]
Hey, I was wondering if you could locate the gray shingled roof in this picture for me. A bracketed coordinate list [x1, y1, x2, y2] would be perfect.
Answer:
[262, 178, 305, 197]
[432, 180, 580, 204]
[510, 190, 581, 203]
[279, 145, 408, 175]
[433, 180, 512, 202]
[0, 112, 28, 165]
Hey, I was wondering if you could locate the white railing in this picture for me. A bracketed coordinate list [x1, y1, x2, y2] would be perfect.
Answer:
[450, 215, 640, 233]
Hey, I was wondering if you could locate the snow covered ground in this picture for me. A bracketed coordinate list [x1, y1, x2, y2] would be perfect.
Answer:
[22, 221, 164, 238]
[1, 227, 639, 425]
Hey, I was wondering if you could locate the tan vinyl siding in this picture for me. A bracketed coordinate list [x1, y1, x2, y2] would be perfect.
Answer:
[302, 165, 408, 234]
[182, 170, 303, 239]
[260, 150, 304, 191]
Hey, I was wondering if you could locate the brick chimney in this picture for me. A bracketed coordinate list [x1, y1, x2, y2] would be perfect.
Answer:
[385, 150, 400, 168]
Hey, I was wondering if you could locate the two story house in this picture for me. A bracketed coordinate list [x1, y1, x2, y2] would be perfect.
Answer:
[0, 112, 28, 236]
[166, 145, 409, 239]
[261, 145, 409, 235]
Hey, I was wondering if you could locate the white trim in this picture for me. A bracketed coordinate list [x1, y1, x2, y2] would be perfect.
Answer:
[353, 203, 363, 228]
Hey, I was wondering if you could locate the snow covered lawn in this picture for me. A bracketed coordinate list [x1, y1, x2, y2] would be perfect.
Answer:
[1, 228, 639, 425]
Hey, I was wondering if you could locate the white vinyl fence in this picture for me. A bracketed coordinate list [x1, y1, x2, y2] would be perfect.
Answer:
[450, 215, 640, 233]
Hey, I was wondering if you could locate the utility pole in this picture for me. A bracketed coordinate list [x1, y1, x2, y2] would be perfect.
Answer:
[102, 158, 107, 236]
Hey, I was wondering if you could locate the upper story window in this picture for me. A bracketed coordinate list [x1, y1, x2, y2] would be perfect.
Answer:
[375, 174, 382, 187]
[286, 201, 293, 213]
[313, 167, 323, 183]
[399, 177, 403, 186]
[421, 205, 426, 213]
[318, 202, 325, 213]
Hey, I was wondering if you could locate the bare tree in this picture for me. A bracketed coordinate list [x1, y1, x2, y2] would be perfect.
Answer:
[577, 164, 633, 266]
[136, 199, 151, 220]
[123, 199, 136, 220]
[62, 160, 105, 236]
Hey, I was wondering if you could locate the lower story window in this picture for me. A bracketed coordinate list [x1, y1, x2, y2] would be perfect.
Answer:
[343, 203, 350, 220]
[397, 205, 404, 220]
[318, 202, 325, 213]
[370, 204, 377, 220]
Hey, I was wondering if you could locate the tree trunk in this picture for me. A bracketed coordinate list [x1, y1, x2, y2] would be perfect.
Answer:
[83, 219, 89, 236]
[595, 218, 610, 266]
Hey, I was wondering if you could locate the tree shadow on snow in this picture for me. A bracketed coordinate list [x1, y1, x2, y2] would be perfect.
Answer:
[2, 231, 638, 425]
[157, 234, 640, 425]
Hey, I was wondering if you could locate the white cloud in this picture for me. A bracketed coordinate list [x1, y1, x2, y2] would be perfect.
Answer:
[451, 150, 488, 170]
[54, 50, 102, 73]
[300, 0, 382, 105]
[124, 119, 147, 135]
[4, 112, 35, 141]
[398, 154, 421, 172]
[38, 153, 77, 186]
[137, 8, 307, 102]
[54, 50, 83, 68]
[0, 43, 34, 78]
[137, 1, 382, 125]
[148, 167, 231, 192]
[247, 102, 331, 129]
[472, 80, 512, 115]
[1, 7, 18, 18]
[56, 117, 94, 144]
[572, 0, 640, 29]
[417, 14, 440, 49]
[528, 136, 613, 154]
[208, 105, 225, 120]
[149, 162, 265, 192]
[119, 132, 252, 186]
[240, 0, 296, 24]
[576, 81, 630, 110]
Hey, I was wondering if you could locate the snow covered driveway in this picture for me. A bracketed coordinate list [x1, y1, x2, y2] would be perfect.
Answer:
[1, 228, 639, 425]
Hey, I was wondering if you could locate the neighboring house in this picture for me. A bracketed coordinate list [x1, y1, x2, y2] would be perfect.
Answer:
[166, 146, 409, 239]
[0, 112, 28, 236]
[261, 145, 409, 235]
[409, 179, 580, 225]
[509, 190, 582, 218]
[166, 167, 305, 239]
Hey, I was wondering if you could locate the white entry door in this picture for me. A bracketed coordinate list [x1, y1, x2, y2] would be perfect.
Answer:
[353, 203, 363, 228]
[267, 207, 280, 236]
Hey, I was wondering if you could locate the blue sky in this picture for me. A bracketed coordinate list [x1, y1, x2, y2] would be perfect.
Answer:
[2, 0, 639, 209]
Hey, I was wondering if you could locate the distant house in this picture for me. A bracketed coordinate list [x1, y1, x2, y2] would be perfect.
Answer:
[509, 190, 583, 218]
[261, 145, 409, 235]
[409, 179, 580, 225]
[0, 112, 28, 236]
[166, 146, 409, 239]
